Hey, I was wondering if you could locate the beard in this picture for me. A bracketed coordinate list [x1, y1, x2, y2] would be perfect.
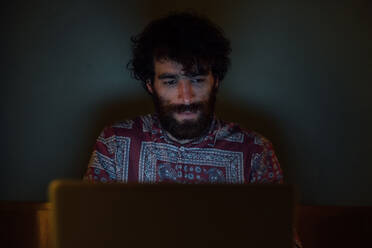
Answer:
[152, 88, 217, 141]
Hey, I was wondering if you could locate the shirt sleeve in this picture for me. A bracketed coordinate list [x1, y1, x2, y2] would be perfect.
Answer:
[83, 126, 117, 182]
[249, 136, 283, 184]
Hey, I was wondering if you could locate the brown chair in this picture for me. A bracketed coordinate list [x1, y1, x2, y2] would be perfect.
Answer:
[0, 202, 52, 248]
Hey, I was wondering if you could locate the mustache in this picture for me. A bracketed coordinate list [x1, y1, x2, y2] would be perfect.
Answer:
[166, 103, 204, 113]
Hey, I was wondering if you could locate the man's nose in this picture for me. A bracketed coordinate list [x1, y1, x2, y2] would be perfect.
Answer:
[177, 80, 194, 104]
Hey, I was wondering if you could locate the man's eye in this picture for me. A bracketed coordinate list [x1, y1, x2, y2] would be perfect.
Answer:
[192, 77, 206, 83]
[163, 80, 177, 86]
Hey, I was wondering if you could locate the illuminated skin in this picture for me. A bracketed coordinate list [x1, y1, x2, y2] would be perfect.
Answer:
[146, 59, 219, 124]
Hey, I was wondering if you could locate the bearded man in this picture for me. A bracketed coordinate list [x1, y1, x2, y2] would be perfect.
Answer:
[84, 12, 283, 186]
[83, 12, 304, 247]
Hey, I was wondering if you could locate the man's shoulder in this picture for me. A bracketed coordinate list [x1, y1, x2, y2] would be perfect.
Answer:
[99, 114, 155, 138]
[215, 119, 272, 147]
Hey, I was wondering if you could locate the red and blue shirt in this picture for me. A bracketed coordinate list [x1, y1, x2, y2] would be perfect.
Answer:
[84, 114, 283, 184]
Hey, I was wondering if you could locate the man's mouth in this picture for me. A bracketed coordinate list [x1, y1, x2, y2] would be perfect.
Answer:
[174, 110, 199, 121]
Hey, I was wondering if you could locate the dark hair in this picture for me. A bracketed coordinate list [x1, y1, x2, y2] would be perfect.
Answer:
[127, 11, 231, 93]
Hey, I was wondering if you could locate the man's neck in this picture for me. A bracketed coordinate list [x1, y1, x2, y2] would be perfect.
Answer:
[165, 131, 195, 144]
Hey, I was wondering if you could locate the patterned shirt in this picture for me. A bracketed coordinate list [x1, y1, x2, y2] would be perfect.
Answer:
[84, 114, 283, 184]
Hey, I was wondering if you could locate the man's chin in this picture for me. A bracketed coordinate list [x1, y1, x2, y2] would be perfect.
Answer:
[168, 123, 204, 140]
[163, 114, 212, 141]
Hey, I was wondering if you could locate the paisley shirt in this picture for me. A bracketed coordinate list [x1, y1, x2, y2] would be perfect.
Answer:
[84, 114, 283, 184]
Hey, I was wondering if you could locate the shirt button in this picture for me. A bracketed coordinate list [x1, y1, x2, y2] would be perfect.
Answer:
[180, 146, 185, 152]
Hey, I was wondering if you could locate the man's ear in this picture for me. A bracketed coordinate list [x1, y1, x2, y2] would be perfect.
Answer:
[146, 80, 153, 94]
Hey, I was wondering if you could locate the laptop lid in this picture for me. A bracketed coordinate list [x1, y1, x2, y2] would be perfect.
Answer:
[49, 180, 294, 248]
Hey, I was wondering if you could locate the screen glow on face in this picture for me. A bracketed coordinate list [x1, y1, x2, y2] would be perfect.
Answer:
[150, 59, 216, 107]
[148, 59, 218, 140]
[158, 73, 208, 88]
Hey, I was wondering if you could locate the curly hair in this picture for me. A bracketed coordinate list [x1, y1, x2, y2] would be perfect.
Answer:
[127, 11, 231, 93]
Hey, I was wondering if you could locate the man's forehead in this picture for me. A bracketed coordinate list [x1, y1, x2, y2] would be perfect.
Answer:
[154, 58, 210, 76]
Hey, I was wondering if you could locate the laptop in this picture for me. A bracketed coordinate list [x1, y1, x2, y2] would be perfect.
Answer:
[49, 180, 295, 248]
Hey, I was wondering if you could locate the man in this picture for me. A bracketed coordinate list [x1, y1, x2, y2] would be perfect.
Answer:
[84, 12, 283, 185]
[84, 11, 302, 248]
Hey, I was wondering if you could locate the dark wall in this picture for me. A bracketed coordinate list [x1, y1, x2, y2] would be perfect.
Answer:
[1, 0, 371, 205]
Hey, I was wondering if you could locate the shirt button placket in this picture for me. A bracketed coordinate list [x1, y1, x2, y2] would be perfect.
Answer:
[178, 146, 184, 179]
[178, 146, 184, 161]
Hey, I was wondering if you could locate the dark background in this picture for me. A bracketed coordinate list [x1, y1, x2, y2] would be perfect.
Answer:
[1, 0, 371, 205]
